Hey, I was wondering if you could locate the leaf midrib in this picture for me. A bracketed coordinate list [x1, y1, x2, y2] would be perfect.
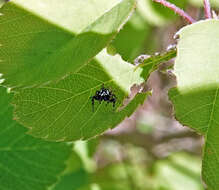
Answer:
[205, 87, 219, 135]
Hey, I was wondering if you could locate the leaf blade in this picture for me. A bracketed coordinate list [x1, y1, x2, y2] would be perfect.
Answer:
[0, 86, 72, 190]
[169, 20, 219, 189]
[13, 50, 149, 141]
[0, 0, 136, 89]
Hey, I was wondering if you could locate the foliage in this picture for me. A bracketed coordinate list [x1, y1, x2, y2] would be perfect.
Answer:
[0, 86, 71, 190]
[169, 20, 219, 189]
[0, 0, 136, 89]
[12, 50, 149, 141]
[0, 0, 219, 189]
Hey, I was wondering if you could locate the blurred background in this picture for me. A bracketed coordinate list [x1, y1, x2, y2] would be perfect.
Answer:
[54, 1, 219, 189]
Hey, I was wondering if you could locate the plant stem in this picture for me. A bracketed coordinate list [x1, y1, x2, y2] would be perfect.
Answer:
[204, 0, 212, 19]
[152, 0, 195, 24]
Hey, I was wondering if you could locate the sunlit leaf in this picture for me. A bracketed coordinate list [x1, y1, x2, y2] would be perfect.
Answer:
[13, 50, 149, 141]
[0, 0, 136, 89]
[169, 20, 219, 190]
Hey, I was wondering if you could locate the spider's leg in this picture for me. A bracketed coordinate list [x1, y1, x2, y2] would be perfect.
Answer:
[112, 99, 116, 110]
[101, 83, 105, 90]
[109, 86, 113, 93]
[92, 97, 95, 112]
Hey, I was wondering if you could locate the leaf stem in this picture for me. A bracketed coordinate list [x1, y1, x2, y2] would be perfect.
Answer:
[152, 0, 196, 24]
[204, 0, 212, 19]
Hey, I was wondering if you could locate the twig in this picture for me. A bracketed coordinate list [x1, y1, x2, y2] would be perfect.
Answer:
[204, 0, 212, 19]
[152, 0, 196, 24]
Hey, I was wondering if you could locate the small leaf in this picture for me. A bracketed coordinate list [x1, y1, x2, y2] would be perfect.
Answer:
[0, 86, 72, 190]
[135, 48, 176, 79]
[13, 50, 149, 142]
[0, 0, 136, 89]
[169, 20, 219, 190]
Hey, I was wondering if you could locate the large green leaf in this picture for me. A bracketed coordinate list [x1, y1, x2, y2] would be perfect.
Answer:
[13, 50, 149, 142]
[0, 0, 135, 89]
[169, 20, 219, 190]
[0, 86, 71, 190]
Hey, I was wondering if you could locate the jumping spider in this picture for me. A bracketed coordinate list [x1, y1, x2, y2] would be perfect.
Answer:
[91, 85, 117, 111]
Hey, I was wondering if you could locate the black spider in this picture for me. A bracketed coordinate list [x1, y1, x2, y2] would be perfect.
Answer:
[91, 85, 116, 111]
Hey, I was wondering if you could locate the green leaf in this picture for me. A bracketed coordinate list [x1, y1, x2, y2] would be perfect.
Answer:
[0, 0, 136, 89]
[52, 168, 90, 190]
[169, 20, 219, 190]
[13, 50, 149, 142]
[109, 10, 152, 62]
[52, 139, 101, 190]
[0, 86, 72, 190]
[135, 48, 176, 79]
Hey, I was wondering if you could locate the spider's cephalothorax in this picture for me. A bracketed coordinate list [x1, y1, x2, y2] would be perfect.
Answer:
[91, 85, 116, 111]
